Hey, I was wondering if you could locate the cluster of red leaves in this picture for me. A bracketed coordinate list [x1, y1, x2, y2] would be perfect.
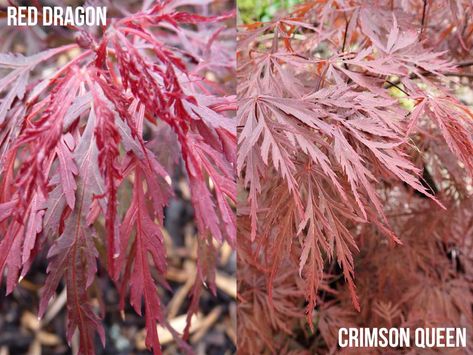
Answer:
[237, 0, 473, 352]
[0, 1, 235, 354]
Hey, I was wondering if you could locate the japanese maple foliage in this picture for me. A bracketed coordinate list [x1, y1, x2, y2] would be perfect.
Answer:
[0, 1, 235, 354]
[237, 0, 473, 352]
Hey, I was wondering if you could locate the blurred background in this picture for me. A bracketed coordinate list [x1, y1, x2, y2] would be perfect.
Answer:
[237, 0, 302, 24]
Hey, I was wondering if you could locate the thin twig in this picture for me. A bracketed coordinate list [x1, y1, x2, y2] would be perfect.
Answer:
[342, 13, 351, 79]
[420, 0, 428, 35]
[342, 15, 350, 54]
[385, 69, 473, 89]
[457, 60, 473, 68]
[384, 60, 473, 89]
[386, 80, 410, 96]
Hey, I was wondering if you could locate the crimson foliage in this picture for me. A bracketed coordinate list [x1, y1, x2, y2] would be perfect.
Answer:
[0, 1, 235, 354]
[237, 0, 473, 353]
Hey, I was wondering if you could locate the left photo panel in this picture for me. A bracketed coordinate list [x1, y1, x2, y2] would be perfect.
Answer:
[0, 1, 236, 354]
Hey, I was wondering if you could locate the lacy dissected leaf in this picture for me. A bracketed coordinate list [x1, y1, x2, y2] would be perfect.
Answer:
[186, 133, 236, 245]
[424, 97, 473, 176]
[40, 209, 104, 355]
[89, 83, 122, 278]
[0, 45, 76, 125]
[237, 2, 473, 352]
[56, 134, 78, 209]
[0, 2, 235, 354]
[118, 166, 167, 354]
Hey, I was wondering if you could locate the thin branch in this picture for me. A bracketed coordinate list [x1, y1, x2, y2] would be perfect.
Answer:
[444, 71, 473, 78]
[341, 14, 350, 54]
[384, 60, 473, 89]
[342, 13, 351, 77]
[457, 60, 473, 68]
[420, 0, 428, 35]
[386, 80, 410, 96]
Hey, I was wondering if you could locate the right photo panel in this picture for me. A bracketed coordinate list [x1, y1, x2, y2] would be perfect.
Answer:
[237, 0, 473, 353]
